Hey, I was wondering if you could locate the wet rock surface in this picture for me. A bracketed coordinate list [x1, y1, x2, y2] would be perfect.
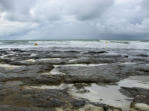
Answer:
[120, 87, 149, 111]
[0, 47, 149, 111]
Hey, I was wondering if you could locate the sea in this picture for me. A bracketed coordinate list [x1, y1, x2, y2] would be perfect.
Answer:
[0, 40, 149, 49]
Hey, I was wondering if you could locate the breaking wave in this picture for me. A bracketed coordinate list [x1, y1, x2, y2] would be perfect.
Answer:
[0, 40, 149, 49]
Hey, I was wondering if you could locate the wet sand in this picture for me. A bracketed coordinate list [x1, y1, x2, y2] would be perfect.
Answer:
[0, 47, 149, 111]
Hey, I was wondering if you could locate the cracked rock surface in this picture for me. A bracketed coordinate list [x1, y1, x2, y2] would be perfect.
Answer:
[0, 47, 149, 111]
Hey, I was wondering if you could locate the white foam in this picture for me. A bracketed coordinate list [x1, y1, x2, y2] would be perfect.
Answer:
[1, 40, 149, 50]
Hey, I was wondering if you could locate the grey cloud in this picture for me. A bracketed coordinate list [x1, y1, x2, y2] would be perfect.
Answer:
[141, 0, 149, 10]
[19, 20, 100, 40]
[0, 0, 114, 22]
[100, 33, 149, 40]
[0, 0, 149, 40]
[69, 0, 114, 21]
[140, 0, 149, 18]
[0, 0, 12, 10]
[0, 0, 35, 21]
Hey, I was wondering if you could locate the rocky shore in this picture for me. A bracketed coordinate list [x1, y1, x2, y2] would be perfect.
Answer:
[0, 47, 149, 111]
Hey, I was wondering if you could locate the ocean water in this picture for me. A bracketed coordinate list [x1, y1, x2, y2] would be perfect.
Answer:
[0, 40, 149, 49]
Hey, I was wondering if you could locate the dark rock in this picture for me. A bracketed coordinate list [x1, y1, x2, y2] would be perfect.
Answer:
[120, 87, 149, 105]
[0, 86, 84, 109]
[25, 75, 64, 85]
[137, 54, 148, 57]
[0, 65, 54, 74]
[58, 64, 148, 83]
[0, 105, 56, 111]
[0, 47, 149, 111]
[71, 100, 86, 108]
[85, 50, 107, 54]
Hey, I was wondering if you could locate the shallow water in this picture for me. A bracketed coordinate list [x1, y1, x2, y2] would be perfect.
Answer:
[69, 75, 149, 111]
[20, 74, 149, 110]
[69, 84, 131, 111]
[119, 76, 149, 89]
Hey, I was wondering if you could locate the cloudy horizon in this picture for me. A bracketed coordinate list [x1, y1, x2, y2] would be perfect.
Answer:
[0, 0, 149, 40]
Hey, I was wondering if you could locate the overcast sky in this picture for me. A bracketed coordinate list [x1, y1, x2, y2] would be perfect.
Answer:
[0, 0, 149, 40]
